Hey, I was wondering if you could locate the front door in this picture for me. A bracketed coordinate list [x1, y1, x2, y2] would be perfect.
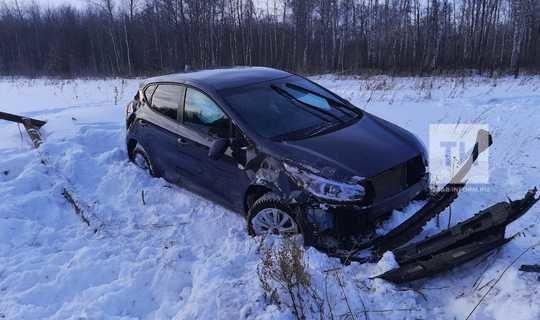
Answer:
[175, 87, 249, 209]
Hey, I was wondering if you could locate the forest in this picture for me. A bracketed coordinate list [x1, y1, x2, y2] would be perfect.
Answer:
[0, 0, 538, 77]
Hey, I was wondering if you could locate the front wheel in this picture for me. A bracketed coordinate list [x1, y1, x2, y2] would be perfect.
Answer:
[247, 193, 300, 236]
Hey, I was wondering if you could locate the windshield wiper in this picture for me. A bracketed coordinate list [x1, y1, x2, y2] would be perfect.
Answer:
[272, 122, 337, 141]
[305, 122, 336, 137]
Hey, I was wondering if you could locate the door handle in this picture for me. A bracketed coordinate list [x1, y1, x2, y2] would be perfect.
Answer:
[177, 138, 188, 145]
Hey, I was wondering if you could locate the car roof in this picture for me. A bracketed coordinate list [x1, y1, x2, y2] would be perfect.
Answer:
[141, 67, 292, 91]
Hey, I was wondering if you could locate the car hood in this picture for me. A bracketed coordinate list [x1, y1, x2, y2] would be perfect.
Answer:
[269, 113, 424, 179]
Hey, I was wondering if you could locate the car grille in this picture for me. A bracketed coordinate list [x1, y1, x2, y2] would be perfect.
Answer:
[369, 155, 426, 202]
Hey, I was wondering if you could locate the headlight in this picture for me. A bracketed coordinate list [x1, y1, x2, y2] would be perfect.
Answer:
[283, 163, 365, 202]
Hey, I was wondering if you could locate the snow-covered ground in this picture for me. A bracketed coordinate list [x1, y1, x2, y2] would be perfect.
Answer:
[1, 75, 539, 319]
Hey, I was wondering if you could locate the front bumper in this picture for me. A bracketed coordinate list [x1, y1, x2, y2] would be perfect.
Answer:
[288, 152, 428, 240]
[378, 189, 539, 283]
[298, 175, 429, 248]
[363, 174, 429, 220]
[300, 130, 539, 284]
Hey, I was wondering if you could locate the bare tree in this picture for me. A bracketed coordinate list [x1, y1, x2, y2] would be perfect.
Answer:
[0, 0, 538, 76]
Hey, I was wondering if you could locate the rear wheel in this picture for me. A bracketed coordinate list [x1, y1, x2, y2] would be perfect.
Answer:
[131, 144, 159, 177]
[248, 193, 300, 236]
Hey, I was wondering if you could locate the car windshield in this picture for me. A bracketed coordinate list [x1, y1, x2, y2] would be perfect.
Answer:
[221, 77, 361, 140]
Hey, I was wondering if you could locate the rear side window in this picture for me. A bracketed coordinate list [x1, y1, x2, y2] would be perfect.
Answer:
[184, 88, 229, 138]
[151, 84, 183, 120]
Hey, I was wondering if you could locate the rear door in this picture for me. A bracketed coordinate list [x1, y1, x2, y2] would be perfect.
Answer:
[139, 83, 185, 183]
[175, 87, 249, 209]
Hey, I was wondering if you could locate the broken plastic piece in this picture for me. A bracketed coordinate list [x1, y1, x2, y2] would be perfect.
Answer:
[393, 188, 539, 265]
[0, 111, 46, 148]
[372, 183, 466, 255]
[378, 233, 510, 283]
[0, 111, 47, 128]
[520, 264, 540, 273]
[377, 189, 538, 283]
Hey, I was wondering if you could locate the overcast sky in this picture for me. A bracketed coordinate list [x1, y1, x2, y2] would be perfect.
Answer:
[4, 0, 141, 12]
[8, 0, 284, 14]
[7, 0, 88, 9]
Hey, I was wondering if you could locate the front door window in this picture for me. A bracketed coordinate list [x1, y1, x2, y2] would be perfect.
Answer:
[184, 88, 229, 138]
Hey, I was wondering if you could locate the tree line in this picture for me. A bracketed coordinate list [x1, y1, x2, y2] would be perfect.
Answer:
[0, 0, 538, 77]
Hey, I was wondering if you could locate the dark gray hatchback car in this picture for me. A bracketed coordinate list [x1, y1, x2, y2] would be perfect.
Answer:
[125, 67, 428, 247]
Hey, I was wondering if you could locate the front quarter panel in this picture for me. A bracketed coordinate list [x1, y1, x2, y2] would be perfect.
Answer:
[248, 154, 309, 206]
[251, 157, 290, 195]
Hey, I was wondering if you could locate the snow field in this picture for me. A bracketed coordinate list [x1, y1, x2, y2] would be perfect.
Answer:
[1, 75, 539, 319]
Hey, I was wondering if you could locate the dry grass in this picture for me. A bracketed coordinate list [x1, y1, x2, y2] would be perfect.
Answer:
[257, 237, 325, 320]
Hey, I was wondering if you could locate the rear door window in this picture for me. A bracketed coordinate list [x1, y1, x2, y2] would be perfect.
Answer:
[151, 84, 184, 120]
[144, 84, 157, 103]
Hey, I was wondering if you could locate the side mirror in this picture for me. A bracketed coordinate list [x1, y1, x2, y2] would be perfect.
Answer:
[208, 138, 230, 160]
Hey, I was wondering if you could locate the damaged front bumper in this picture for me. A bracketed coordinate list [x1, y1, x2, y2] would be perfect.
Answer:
[300, 175, 428, 242]
[298, 129, 539, 283]
[378, 189, 539, 283]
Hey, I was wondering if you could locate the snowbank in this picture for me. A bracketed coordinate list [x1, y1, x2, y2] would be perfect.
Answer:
[1, 75, 539, 319]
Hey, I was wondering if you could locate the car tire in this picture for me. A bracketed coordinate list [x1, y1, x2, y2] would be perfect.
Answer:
[247, 192, 301, 236]
[131, 144, 159, 177]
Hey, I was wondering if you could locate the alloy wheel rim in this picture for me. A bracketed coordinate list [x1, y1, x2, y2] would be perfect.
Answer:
[252, 208, 299, 236]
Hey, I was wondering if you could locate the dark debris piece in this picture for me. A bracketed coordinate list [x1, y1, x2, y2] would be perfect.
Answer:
[519, 264, 540, 273]
[379, 234, 510, 283]
[377, 188, 539, 283]
[0, 111, 46, 128]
